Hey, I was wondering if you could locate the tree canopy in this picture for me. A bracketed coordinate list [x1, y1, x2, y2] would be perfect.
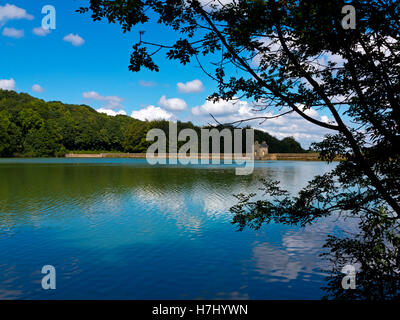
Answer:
[78, 0, 400, 299]
[0, 90, 303, 157]
[78, 0, 400, 215]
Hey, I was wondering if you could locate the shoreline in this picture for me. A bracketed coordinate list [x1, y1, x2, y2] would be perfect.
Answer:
[65, 153, 344, 161]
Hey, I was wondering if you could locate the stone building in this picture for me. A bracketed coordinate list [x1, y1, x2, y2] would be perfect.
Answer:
[254, 141, 269, 160]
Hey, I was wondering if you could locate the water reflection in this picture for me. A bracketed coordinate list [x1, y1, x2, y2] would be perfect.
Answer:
[0, 159, 350, 299]
[321, 209, 400, 300]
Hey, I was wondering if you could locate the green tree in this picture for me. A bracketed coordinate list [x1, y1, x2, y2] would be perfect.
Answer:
[79, 0, 400, 298]
[0, 110, 21, 157]
[78, 0, 400, 215]
[0, 89, 335, 157]
[58, 111, 78, 150]
[123, 120, 151, 152]
[0, 111, 13, 156]
[280, 137, 303, 153]
[23, 121, 63, 157]
[18, 108, 44, 134]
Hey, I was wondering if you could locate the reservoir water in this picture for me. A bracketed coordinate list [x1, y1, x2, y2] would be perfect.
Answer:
[0, 158, 343, 299]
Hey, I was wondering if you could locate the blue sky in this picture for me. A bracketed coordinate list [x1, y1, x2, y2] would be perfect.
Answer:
[0, 1, 335, 148]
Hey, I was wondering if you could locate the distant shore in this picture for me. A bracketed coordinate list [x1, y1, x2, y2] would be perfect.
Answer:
[65, 153, 344, 161]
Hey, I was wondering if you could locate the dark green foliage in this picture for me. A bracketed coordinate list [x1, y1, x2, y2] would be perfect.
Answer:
[0, 110, 21, 157]
[123, 120, 151, 152]
[0, 90, 303, 157]
[23, 121, 63, 157]
[0, 90, 129, 157]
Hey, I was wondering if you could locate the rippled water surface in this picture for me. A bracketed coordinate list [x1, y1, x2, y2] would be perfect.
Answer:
[0, 158, 345, 299]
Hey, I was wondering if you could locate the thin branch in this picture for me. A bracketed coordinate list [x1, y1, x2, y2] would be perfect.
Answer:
[210, 110, 295, 127]
[191, 1, 340, 131]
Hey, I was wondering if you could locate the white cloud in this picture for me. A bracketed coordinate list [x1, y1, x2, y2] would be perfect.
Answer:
[96, 108, 127, 117]
[252, 108, 333, 148]
[2, 27, 24, 38]
[32, 27, 50, 37]
[139, 80, 157, 87]
[0, 4, 33, 25]
[177, 79, 204, 93]
[63, 33, 85, 46]
[191, 97, 334, 148]
[158, 95, 187, 111]
[192, 98, 250, 117]
[83, 91, 103, 100]
[0, 78, 16, 90]
[131, 105, 174, 121]
[321, 115, 330, 123]
[31, 84, 44, 93]
[82, 91, 124, 109]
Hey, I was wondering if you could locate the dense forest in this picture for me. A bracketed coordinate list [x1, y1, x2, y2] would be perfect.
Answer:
[0, 90, 304, 157]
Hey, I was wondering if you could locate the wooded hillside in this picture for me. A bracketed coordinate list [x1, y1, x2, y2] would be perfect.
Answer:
[0, 90, 304, 157]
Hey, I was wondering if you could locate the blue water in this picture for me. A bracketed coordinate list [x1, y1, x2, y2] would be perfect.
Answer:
[0, 158, 346, 299]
